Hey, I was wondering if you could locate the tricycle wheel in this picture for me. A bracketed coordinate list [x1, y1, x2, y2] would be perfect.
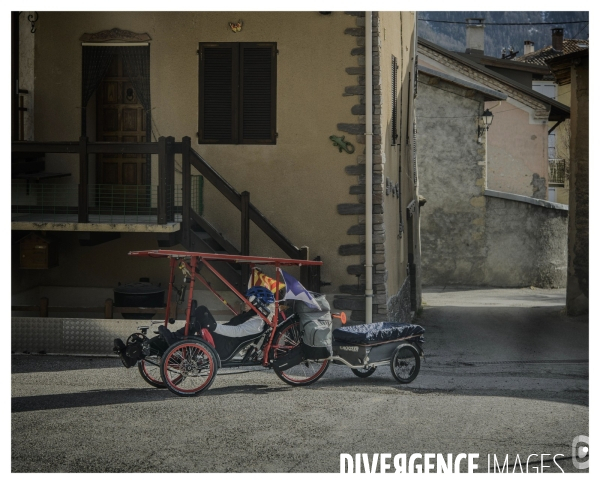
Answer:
[351, 367, 376, 378]
[390, 344, 420, 384]
[138, 356, 165, 388]
[160, 340, 217, 396]
[272, 320, 329, 387]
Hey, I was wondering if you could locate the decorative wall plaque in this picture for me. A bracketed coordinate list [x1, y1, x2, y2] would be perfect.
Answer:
[229, 20, 243, 33]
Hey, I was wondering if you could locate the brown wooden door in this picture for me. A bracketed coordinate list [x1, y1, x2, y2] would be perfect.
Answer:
[96, 52, 147, 213]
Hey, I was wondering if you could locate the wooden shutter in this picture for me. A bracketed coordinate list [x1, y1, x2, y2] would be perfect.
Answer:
[199, 43, 239, 144]
[239, 43, 277, 144]
[391, 55, 398, 145]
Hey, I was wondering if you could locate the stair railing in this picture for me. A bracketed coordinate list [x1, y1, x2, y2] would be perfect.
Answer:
[179, 136, 315, 288]
[12, 136, 319, 290]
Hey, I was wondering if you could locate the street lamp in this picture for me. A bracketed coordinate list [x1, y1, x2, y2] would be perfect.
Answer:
[478, 108, 494, 139]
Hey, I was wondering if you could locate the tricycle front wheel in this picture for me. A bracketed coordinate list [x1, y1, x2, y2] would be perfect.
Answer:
[160, 340, 218, 396]
[390, 344, 420, 384]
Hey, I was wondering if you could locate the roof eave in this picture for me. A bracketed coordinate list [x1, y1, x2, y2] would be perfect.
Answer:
[546, 49, 589, 87]
[417, 65, 507, 101]
[418, 37, 570, 119]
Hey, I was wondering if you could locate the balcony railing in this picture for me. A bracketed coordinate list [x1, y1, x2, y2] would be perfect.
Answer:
[549, 159, 566, 185]
[11, 180, 202, 224]
[12, 136, 318, 290]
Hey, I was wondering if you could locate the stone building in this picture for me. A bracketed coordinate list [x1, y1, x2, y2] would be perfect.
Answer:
[416, 65, 569, 288]
[418, 25, 570, 201]
[11, 11, 421, 326]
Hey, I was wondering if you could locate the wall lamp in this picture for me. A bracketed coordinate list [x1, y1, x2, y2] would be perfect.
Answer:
[477, 108, 494, 139]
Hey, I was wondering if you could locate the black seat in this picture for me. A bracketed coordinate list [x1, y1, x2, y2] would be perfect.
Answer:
[212, 326, 270, 362]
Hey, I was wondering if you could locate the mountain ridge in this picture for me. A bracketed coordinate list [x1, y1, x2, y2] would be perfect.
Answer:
[418, 12, 589, 59]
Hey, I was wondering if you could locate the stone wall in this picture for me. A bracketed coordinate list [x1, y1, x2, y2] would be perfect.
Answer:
[387, 276, 412, 323]
[417, 76, 489, 286]
[484, 191, 567, 288]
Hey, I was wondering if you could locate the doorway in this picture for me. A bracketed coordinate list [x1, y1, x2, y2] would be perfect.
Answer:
[96, 51, 147, 185]
[94, 50, 149, 214]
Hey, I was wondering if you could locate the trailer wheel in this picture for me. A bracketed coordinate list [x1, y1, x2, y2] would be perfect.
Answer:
[351, 367, 376, 378]
[390, 344, 420, 384]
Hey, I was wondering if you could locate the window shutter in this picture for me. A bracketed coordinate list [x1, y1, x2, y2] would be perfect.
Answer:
[391, 55, 398, 145]
[413, 54, 418, 99]
[199, 43, 239, 143]
[239, 43, 277, 144]
[412, 119, 418, 186]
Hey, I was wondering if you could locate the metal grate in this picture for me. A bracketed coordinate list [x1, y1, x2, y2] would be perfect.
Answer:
[11, 179, 203, 224]
[549, 159, 566, 185]
[11, 317, 170, 355]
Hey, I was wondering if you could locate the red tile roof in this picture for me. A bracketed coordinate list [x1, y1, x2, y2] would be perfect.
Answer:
[514, 39, 589, 66]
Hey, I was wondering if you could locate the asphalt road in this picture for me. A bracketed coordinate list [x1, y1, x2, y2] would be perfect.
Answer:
[11, 287, 588, 473]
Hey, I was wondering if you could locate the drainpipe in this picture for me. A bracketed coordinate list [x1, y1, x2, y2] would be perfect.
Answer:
[365, 11, 373, 324]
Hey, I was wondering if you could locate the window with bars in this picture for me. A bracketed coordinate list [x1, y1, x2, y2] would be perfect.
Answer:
[198, 42, 277, 144]
[392, 55, 398, 145]
[413, 54, 418, 99]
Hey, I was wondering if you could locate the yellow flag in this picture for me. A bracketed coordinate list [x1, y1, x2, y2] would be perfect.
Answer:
[250, 268, 285, 293]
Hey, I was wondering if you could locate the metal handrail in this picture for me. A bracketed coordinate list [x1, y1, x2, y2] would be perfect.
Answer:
[11, 138, 307, 263]
[11, 182, 202, 224]
[188, 147, 302, 260]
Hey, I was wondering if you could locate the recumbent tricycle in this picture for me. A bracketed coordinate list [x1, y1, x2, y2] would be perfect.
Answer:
[113, 250, 425, 396]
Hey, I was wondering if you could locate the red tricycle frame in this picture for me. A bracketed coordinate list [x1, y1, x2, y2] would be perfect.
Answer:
[128, 249, 323, 366]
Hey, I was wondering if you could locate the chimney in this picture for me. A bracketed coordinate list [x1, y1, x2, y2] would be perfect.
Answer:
[465, 18, 485, 55]
[523, 40, 535, 55]
[552, 28, 564, 52]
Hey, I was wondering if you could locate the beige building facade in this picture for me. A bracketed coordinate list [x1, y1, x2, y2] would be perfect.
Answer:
[515, 35, 589, 206]
[12, 12, 420, 324]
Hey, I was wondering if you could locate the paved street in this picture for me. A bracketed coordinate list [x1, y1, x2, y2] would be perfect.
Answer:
[11, 287, 588, 473]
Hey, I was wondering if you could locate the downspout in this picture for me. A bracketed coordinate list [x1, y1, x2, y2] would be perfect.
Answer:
[365, 11, 373, 324]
